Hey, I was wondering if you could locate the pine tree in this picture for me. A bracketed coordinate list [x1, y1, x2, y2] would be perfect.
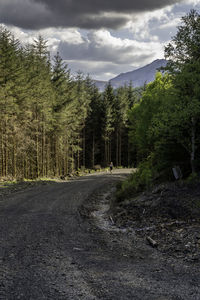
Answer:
[113, 86, 129, 166]
[84, 80, 103, 168]
[51, 52, 74, 175]
[0, 27, 24, 178]
[23, 37, 53, 178]
[102, 82, 115, 166]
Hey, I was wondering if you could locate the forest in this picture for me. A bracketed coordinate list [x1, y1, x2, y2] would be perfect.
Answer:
[119, 9, 200, 197]
[0, 26, 139, 179]
[0, 9, 200, 185]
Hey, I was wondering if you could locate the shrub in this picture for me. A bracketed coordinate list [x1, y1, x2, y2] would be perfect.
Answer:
[116, 159, 154, 202]
[186, 172, 199, 184]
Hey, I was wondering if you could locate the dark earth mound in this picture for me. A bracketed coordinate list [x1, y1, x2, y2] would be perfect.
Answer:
[111, 182, 200, 262]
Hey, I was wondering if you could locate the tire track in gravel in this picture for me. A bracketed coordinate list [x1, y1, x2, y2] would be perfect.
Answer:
[0, 170, 200, 300]
[0, 171, 126, 299]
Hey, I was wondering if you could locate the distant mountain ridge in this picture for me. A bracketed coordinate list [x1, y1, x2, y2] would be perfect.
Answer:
[93, 59, 167, 91]
[93, 79, 107, 91]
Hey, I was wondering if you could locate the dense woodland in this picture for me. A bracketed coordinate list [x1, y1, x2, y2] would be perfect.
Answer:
[1, 9, 200, 185]
[0, 27, 139, 179]
[119, 9, 200, 197]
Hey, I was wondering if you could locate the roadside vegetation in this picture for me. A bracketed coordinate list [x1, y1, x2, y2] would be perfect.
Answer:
[117, 9, 200, 200]
[1, 8, 200, 199]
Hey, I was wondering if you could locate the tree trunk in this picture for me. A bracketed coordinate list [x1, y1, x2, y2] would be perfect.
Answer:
[108, 138, 111, 164]
[92, 131, 95, 168]
[127, 140, 130, 167]
[119, 129, 122, 167]
[104, 139, 107, 166]
[36, 131, 39, 178]
[191, 117, 196, 174]
[1, 125, 4, 177]
[116, 130, 119, 167]
[12, 136, 16, 178]
[41, 121, 45, 177]
[82, 127, 85, 167]
[4, 120, 8, 178]
[66, 136, 69, 175]
[55, 137, 59, 176]
[77, 137, 80, 170]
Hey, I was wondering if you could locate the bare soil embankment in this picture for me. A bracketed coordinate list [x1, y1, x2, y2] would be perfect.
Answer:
[111, 181, 200, 263]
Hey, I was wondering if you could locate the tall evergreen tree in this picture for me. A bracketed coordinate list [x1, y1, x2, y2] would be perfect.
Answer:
[102, 82, 115, 166]
[84, 79, 103, 168]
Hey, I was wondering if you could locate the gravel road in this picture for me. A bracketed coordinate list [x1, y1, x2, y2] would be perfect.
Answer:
[0, 170, 200, 300]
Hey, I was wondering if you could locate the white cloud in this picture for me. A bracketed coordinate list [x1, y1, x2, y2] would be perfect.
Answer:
[39, 28, 84, 44]
[125, 6, 174, 40]
[58, 29, 165, 79]
[5, 25, 84, 56]
[39, 28, 84, 55]
[5, 24, 165, 80]
[159, 17, 181, 29]
[59, 29, 165, 63]
[5, 26, 35, 45]
[183, 0, 200, 4]
[4, 0, 197, 81]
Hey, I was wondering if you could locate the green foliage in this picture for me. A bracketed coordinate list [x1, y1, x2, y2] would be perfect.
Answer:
[186, 172, 199, 184]
[128, 72, 172, 163]
[119, 9, 200, 202]
[116, 159, 154, 201]
[157, 10, 200, 174]
[0, 27, 136, 179]
[165, 9, 200, 71]
[101, 82, 137, 167]
[128, 9, 200, 175]
[0, 29, 92, 179]
[2, 9, 200, 189]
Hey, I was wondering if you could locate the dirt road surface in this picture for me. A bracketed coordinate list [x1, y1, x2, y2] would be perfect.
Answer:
[0, 170, 199, 300]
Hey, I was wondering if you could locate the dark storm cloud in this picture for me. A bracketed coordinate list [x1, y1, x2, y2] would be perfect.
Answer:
[58, 38, 152, 65]
[58, 40, 133, 64]
[0, 0, 183, 30]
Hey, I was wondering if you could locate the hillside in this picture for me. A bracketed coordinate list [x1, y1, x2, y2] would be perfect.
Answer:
[93, 59, 167, 91]
[110, 59, 167, 89]
[93, 79, 107, 91]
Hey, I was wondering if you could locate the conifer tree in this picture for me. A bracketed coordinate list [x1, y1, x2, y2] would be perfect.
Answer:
[102, 82, 115, 166]
[113, 86, 129, 166]
[0, 27, 23, 178]
[51, 52, 74, 175]
[24, 37, 53, 178]
[84, 79, 103, 168]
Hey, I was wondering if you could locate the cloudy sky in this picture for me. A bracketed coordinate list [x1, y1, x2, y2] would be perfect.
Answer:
[0, 0, 200, 81]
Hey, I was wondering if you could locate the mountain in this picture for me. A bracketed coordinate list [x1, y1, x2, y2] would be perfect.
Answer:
[93, 59, 167, 91]
[93, 79, 107, 91]
[110, 59, 167, 89]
